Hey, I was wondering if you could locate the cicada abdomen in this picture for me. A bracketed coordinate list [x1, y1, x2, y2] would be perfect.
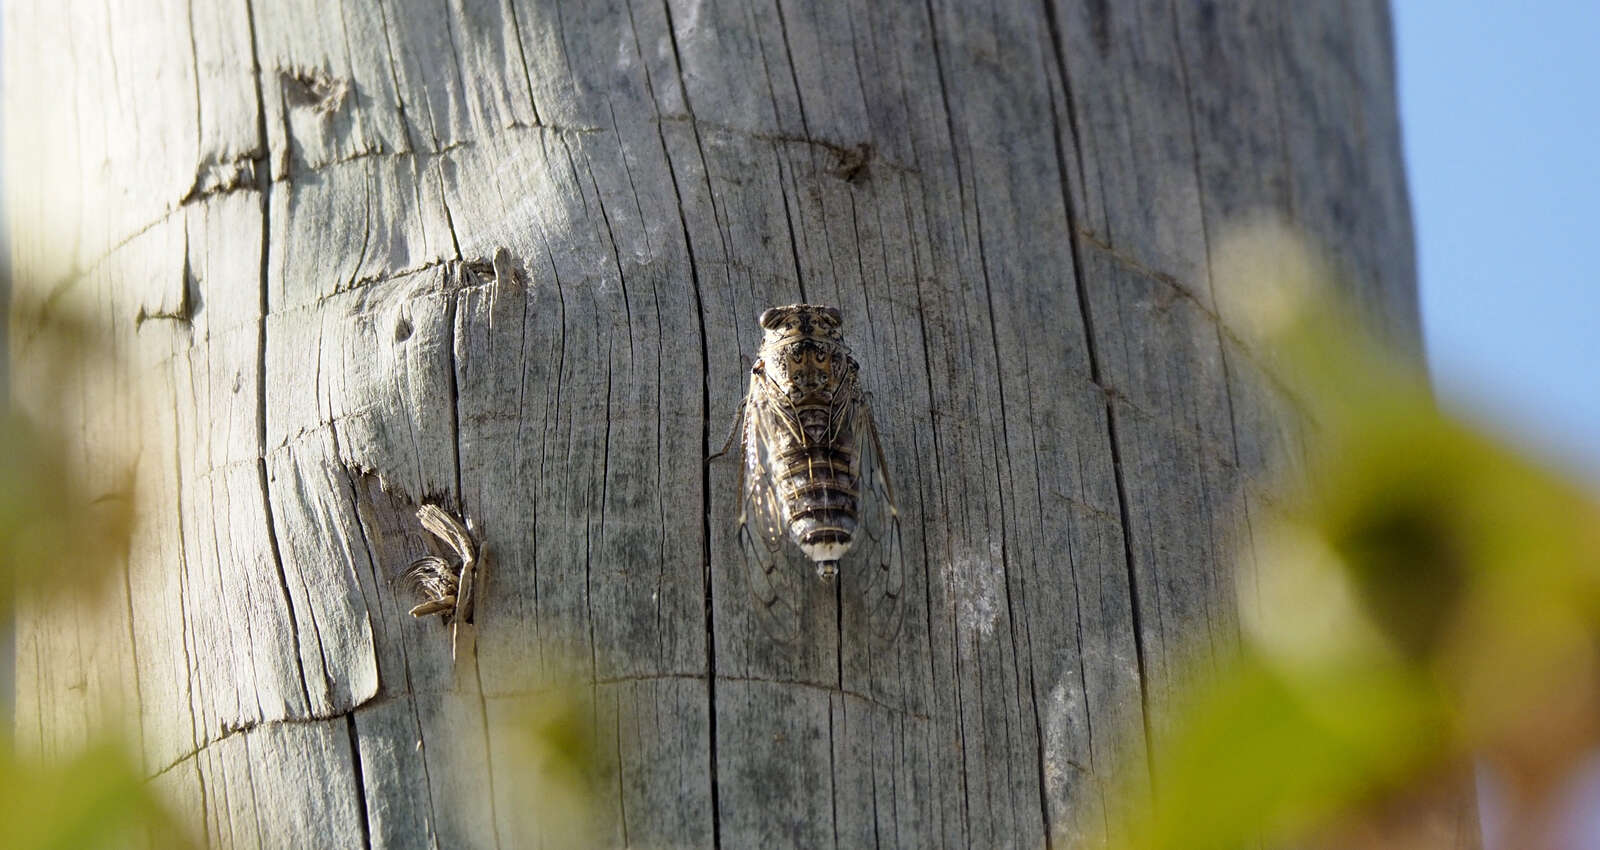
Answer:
[717, 304, 903, 642]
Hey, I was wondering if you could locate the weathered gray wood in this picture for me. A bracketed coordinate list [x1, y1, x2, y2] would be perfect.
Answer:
[6, 0, 1473, 847]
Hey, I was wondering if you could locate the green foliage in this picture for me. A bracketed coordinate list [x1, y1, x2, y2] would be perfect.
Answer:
[489, 684, 609, 845]
[0, 742, 190, 850]
[1097, 225, 1600, 849]
[2, 303, 193, 849]
[1131, 653, 1446, 850]
[0, 412, 133, 613]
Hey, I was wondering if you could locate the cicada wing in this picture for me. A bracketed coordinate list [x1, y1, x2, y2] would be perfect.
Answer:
[850, 396, 906, 644]
[737, 394, 807, 643]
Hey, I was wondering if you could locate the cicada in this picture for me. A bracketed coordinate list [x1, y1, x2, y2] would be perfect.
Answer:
[715, 304, 903, 636]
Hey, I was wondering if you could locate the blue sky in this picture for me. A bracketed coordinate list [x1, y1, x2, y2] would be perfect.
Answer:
[1394, 4, 1600, 845]
[1396, 1, 1600, 483]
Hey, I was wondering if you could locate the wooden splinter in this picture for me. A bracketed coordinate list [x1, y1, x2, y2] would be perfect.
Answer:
[403, 503, 480, 658]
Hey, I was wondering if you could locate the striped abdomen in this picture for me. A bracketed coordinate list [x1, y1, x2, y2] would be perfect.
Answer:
[778, 407, 860, 565]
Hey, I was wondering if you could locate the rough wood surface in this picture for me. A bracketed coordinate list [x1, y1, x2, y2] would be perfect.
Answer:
[6, 0, 1470, 847]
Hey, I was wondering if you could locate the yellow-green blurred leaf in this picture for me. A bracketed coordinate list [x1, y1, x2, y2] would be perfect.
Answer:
[0, 741, 194, 850]
[0, 412, 133, 612]
[1097, 224, 1600, 849]
[1115, 651, 1448, 850]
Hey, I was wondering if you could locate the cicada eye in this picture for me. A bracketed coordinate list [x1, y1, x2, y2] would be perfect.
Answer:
[759, 307, 786, 329]
[820, 306, 842, 325]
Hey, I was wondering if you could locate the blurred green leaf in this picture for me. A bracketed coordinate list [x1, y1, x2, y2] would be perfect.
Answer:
[0, 741, 194, 850]
[0, 412, 133, 612]
[1094, 224, 1600, 849]
[1126, 651, 1447, 850]
[490, 682, 608, 844]
[2, 296, 134, 610]
[2, 298, 181, 847]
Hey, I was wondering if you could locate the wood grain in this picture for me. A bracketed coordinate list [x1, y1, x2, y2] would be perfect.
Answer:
[6, 0, 1472, 847]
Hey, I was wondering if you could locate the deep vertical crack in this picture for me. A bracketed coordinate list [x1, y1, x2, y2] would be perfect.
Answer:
[345, 714, 373, 849]
[900, 174, 960, 842]
[344, 474, 441, 844]
[1039, 0, 1158, 792]
[655, 1, 722, 843]
[828, 699, 841, 849]
[777, 166, 811, 303]
[505, 0, 545, 125]
[590, 355, 613, 682]
[1167, 0, 1243, 467]
[169, 350, 207, 838]
[443, 284, 464, 511]
[471, 652, 502, 850]
[446, 266, 503, 848]
[970, 152, 1055, 849]
[242, 0, 313, 714]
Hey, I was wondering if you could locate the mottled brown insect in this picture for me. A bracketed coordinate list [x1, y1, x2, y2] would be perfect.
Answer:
[715, 305, 902, 634]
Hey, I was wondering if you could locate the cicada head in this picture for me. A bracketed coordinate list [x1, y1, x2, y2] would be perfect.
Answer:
[758, 304, 844, 344]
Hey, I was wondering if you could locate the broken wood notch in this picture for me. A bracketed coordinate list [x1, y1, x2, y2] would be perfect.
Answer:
[402, 554, 457, 617]
[404, 503, 481, 658]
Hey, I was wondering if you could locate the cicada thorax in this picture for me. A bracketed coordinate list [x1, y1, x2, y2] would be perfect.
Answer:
[758, 334, 864, 571]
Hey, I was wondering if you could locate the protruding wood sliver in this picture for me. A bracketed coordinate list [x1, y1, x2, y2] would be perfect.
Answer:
[404, 504, 481, 659]
[408, 597, 456, 617]
[417, 504, 476, 565]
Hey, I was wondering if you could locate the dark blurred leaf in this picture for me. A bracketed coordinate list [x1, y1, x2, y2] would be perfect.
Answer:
[0, 412, 133, 611]
[2, 297, 134, 610]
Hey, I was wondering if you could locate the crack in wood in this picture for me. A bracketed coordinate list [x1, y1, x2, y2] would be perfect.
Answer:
[654, 6, 726, 846]
[10, 0, 1460, 845]
[245, 0, 316, 720]
[1040, 0, 1157, 812]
